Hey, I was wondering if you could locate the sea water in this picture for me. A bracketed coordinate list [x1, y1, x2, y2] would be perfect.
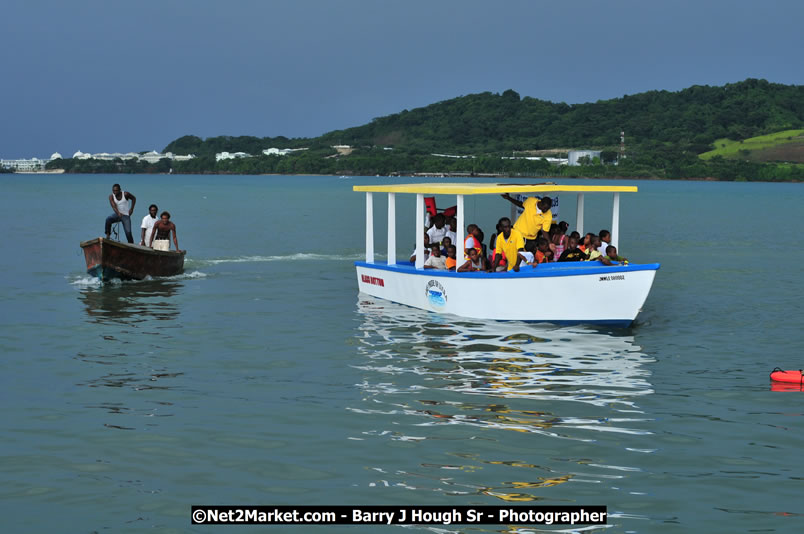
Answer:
[1, 174, 803, 533]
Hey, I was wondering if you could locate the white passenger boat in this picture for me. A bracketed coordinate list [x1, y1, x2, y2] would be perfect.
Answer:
[353, 183, 660, 326]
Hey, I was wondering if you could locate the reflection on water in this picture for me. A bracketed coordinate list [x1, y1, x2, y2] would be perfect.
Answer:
[79, 280, 181, 324]
[352, 297, 655, 507]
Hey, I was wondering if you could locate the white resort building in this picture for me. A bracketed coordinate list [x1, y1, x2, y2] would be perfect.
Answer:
[1, 153, 63, 171]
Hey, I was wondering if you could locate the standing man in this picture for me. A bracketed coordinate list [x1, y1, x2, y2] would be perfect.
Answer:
[140, 204, 159, 246]
[501, 193, 552, 253]
[149, 211, 182, 252]
[105, 184, 136, 243]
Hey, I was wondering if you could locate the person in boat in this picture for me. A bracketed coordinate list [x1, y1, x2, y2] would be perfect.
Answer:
[557, 236, 586, 262]
[457, 247, 484, 272]
[409, 232, 430, 263]
[445, 245, 457, 271]
[579, 232, 594, 254]
[463, 224, 482, 259]
[445, 216, 458, 245]
[140, 204, 158, 247]
[490, 217, 525, 272]
[148, 211, 182, 252]
[599, 229, 616, 252]
[551, 221, 569, 259]
[598, 245, 628, 266]
[424, 244, 446, 270]
[532, 237, 553, 265]
[440, 235, 452, 256]
[583, 235, 602, 261]
[105, 183, 137, 243]
[426, 213, 448, 246]
[501, 193, 553, 252]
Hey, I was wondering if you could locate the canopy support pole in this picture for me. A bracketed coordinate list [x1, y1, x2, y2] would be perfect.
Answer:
[611, 192, 620, 250]
[365, 192, 374, 264]
[387, 193, 396, 265]
[415, 194, 424, 269]
[456, 194, 465, 258]
[576, 193, 585, 235]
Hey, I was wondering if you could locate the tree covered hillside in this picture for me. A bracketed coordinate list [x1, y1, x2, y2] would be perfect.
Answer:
[317, 79, 804, 154]
[164, 79, 804, 158]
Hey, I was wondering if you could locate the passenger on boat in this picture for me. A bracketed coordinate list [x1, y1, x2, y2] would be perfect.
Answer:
[551, 221, 569, 259]
[445, 216, 458, 245]
[427, 214, 448, 246]
[579, 232, 594, 253]
[148, 211, 182, 252]
[585, 235, 603, 261]
[105, 183, 137, 243]
[440, 236, 452, 256]
[424, 244, 447, 270]
[409, 233, 430, 263]
[557, 236, 586, 262]
[140, 204, 158, 247]
[488, 218, 508, 271]
[445, 245, 457, 271]
[457, 247, 484, 272]
[533, 237, 553, 265]
[598, 245, 628, 266]
[491, 217, 525, 272]
[463, 224, 482, 259]
[475, 228, 489, 269]
[500, 193, 552, 252]
[599, 229, 616, 252]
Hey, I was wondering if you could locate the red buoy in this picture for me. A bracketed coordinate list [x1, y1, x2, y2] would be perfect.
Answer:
[770, 368, 804, 384]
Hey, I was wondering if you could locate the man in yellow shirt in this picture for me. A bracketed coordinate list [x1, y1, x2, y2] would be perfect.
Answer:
[490, 217, 526, 272]
[501, 193, 553, 252]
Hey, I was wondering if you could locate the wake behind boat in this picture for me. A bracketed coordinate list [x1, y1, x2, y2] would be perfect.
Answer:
[80, 237, 185, 282]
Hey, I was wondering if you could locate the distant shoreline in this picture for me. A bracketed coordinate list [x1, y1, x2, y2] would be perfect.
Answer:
[15, 169, 800, 183]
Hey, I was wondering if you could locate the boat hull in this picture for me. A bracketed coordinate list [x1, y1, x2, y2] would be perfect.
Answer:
[80, 237, 185, 282]
[356, 261, 659, 326]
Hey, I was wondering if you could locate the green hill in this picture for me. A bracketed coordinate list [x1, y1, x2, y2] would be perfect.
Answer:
[699, 129, 804, 163]
[165, 79, 804, 157]
[53, 79, 804, 180]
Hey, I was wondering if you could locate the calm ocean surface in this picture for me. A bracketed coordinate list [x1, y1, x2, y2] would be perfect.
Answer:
[1, 174, 803, 533]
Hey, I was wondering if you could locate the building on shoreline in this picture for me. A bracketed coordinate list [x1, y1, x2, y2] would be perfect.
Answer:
[568, 150, 602, 166]
[1, 153, 62, 171]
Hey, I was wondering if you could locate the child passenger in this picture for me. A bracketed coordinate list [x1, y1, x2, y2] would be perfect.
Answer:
[557, 236, 586, 262]
[585, 235, 603, 261]
[424, 244, 447, 269]
[440, 236, 452, 256]
[534, 237, 553, 264]
[445, 245, 457, 271]
[458, 247, 484, 272]
[598, 245, 628, 265]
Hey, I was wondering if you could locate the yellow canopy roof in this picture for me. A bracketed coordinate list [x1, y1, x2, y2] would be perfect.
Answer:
[353, 183, 637, 195]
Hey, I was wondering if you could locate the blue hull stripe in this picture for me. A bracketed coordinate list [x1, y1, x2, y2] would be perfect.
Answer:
[356, 260, 660, 279]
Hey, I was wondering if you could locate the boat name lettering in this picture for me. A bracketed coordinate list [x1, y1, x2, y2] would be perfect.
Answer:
[425, 280, 447, 307]
[599, 274, 626, 282]
[361, 274, 385, 287]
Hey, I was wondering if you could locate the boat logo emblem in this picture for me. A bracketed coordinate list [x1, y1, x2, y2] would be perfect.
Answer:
[425, 280, 447, 307]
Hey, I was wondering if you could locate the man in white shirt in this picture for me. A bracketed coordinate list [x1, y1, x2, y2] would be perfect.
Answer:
[140, 204, 159, 247]
[426, 214, 448, 246]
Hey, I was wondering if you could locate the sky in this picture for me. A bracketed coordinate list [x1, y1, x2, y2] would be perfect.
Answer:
[2, 0, 803, 158]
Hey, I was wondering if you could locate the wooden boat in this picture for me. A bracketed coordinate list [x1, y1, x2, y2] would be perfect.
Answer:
[353, 182, 660, 326]
[79, 237, 185, 282]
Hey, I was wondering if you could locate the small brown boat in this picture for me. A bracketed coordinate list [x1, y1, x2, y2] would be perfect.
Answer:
[80, 237, 186, 282]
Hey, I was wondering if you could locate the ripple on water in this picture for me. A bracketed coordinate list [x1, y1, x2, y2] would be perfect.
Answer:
[348, 297, 656, 504]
